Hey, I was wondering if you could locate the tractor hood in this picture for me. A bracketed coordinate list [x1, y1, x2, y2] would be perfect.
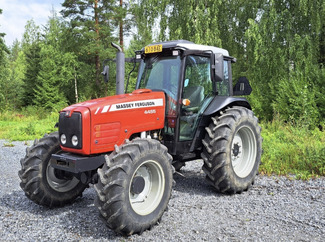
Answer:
[59, 89, 166, 155]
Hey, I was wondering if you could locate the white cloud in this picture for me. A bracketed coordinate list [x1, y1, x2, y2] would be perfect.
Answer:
[0, 0, 63, 46]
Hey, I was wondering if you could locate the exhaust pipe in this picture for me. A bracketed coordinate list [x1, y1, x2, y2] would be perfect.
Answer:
[111, 42, 125, 95]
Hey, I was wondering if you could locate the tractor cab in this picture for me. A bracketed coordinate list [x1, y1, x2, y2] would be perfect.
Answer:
[134, 40, 246, 159]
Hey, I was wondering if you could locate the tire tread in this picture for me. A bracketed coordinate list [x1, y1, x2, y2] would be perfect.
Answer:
[201, 106, 262, 194]
[94, 138, 174, 236]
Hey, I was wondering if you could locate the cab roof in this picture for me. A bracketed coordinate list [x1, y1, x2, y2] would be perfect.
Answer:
[143, 40, 230, 56]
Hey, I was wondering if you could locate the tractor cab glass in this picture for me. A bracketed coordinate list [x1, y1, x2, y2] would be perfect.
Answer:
[137, 55, 181, 101]
[137, 55, 181, 138]
[179, 55, 214, 141]
[216, 60, 230, 96]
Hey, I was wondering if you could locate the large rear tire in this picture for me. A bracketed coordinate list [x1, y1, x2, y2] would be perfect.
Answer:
[201, 107, 262, 194]
[94, 138, 174, 236]
[18, 132, 87, 207]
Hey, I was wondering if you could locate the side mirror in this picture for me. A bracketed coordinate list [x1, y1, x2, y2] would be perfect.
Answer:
[214, 53, 224, 82]
[101, 65, 109, 83]
[233, 76, 252, 95]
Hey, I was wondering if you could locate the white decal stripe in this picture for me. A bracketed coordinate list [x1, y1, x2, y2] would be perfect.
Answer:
[95, 107, 100, 115]
[109, 98, 164, 112]
[101, 105, 110, 113]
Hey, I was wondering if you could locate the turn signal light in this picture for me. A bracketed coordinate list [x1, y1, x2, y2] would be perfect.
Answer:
[182, 99, 191, 106]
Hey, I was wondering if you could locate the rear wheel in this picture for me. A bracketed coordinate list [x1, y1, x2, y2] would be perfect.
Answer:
[18, 132, 87, 207]
[201, 107, 262, 194]
[95, 138, 174, 236]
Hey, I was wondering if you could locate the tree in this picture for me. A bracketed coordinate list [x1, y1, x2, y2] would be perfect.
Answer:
[0, 8, 10, 110]
[0, 9, 9, 64]
[61, 0, 122, 96]
[6, 40, 26, 109]
[34, 14, 79, 109]
[245, 0, 325, 127]
[21, 20, 42, 106]
[0, 56, 11, 111]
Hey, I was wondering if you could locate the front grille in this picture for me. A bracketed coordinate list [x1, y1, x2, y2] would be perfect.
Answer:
[59, 112, 82, 149]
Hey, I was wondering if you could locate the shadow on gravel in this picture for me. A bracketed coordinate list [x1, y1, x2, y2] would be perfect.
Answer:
[172, 168, 223, 197]
[0, 189, 123, 240]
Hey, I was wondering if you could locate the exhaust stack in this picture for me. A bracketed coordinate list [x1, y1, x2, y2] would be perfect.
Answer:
[111, 42, 125, 95]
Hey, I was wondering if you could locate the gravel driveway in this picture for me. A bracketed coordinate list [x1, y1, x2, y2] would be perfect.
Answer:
[0, 140, 324, 241]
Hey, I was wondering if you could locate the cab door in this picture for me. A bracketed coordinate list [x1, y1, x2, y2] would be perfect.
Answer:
[179, 55, 214, 141]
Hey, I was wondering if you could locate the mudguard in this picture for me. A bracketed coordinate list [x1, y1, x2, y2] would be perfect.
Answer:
[190, 96, 251, 152]
[203, 96, 251, 116]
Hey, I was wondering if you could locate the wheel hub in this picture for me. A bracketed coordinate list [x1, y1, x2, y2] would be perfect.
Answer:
[46, 158, 80, 192]
[129, 160, 165, 216]
[54, 169, 74, 180]
[232, 143, 241, 157]
[131, 176, 146, 194]
[231, 126, 257, 178]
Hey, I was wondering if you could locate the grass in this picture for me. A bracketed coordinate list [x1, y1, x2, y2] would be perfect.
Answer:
[1, 106, 324, 179]
[260, 119, 325, 179]
[0, 106, 59, 141]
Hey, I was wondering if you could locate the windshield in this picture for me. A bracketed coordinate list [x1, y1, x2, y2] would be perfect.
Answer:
[137, 55, 181, 100]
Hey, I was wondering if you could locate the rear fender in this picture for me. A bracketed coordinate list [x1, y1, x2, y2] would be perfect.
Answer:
[189, 96, 251, 151]
[203, 96, 251, 115]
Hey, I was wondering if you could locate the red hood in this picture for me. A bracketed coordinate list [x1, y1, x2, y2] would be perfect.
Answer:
[61, 89, 164, 116]
[60, 89, 166, 155]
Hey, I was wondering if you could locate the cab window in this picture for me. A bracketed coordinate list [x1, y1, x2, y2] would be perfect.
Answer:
[216, 60, 230, 96]
[179, 55, 213, 141]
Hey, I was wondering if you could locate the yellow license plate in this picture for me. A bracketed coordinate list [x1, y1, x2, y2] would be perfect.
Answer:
[145, 44, 163, 54]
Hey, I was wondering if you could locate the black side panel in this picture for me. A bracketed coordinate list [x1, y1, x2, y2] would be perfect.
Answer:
[59, 112, 82, 149]
[189, 96, 251, 152]
[164, 140, 192, 156]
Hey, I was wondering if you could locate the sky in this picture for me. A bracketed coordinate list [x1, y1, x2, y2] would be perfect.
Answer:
[0, 0, 64, 47]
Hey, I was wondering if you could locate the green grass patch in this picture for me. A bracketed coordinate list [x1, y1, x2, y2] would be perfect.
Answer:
[260, 119, 325, 179]
[0, 106, 59, 141]
[3, 142, 15, 147]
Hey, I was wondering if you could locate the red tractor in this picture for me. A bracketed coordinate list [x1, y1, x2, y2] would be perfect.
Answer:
[19, 40, 262, 235]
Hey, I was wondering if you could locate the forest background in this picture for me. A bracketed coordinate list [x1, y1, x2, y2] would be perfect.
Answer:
[0, 0, 324, 178]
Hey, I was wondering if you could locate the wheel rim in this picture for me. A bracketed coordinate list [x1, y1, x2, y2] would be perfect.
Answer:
[46, 157, 80, 193]
[129, 160, 165, 216]
[231, 126, 257, 178]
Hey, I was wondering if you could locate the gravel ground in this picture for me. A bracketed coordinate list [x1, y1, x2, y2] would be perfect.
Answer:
[0, 140, 324, 241]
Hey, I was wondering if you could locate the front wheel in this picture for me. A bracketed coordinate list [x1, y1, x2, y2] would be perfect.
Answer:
[94, 138, 174, 236]
[18, 132, 87, 207]
[201, 107, 262, 194]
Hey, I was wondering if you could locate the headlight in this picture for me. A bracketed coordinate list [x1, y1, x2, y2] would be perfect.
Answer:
[60, 134, 67, 145]
[71, 135, 78, 146]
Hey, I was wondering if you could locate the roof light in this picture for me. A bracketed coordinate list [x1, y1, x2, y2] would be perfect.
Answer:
[172, 50, 179, 56]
